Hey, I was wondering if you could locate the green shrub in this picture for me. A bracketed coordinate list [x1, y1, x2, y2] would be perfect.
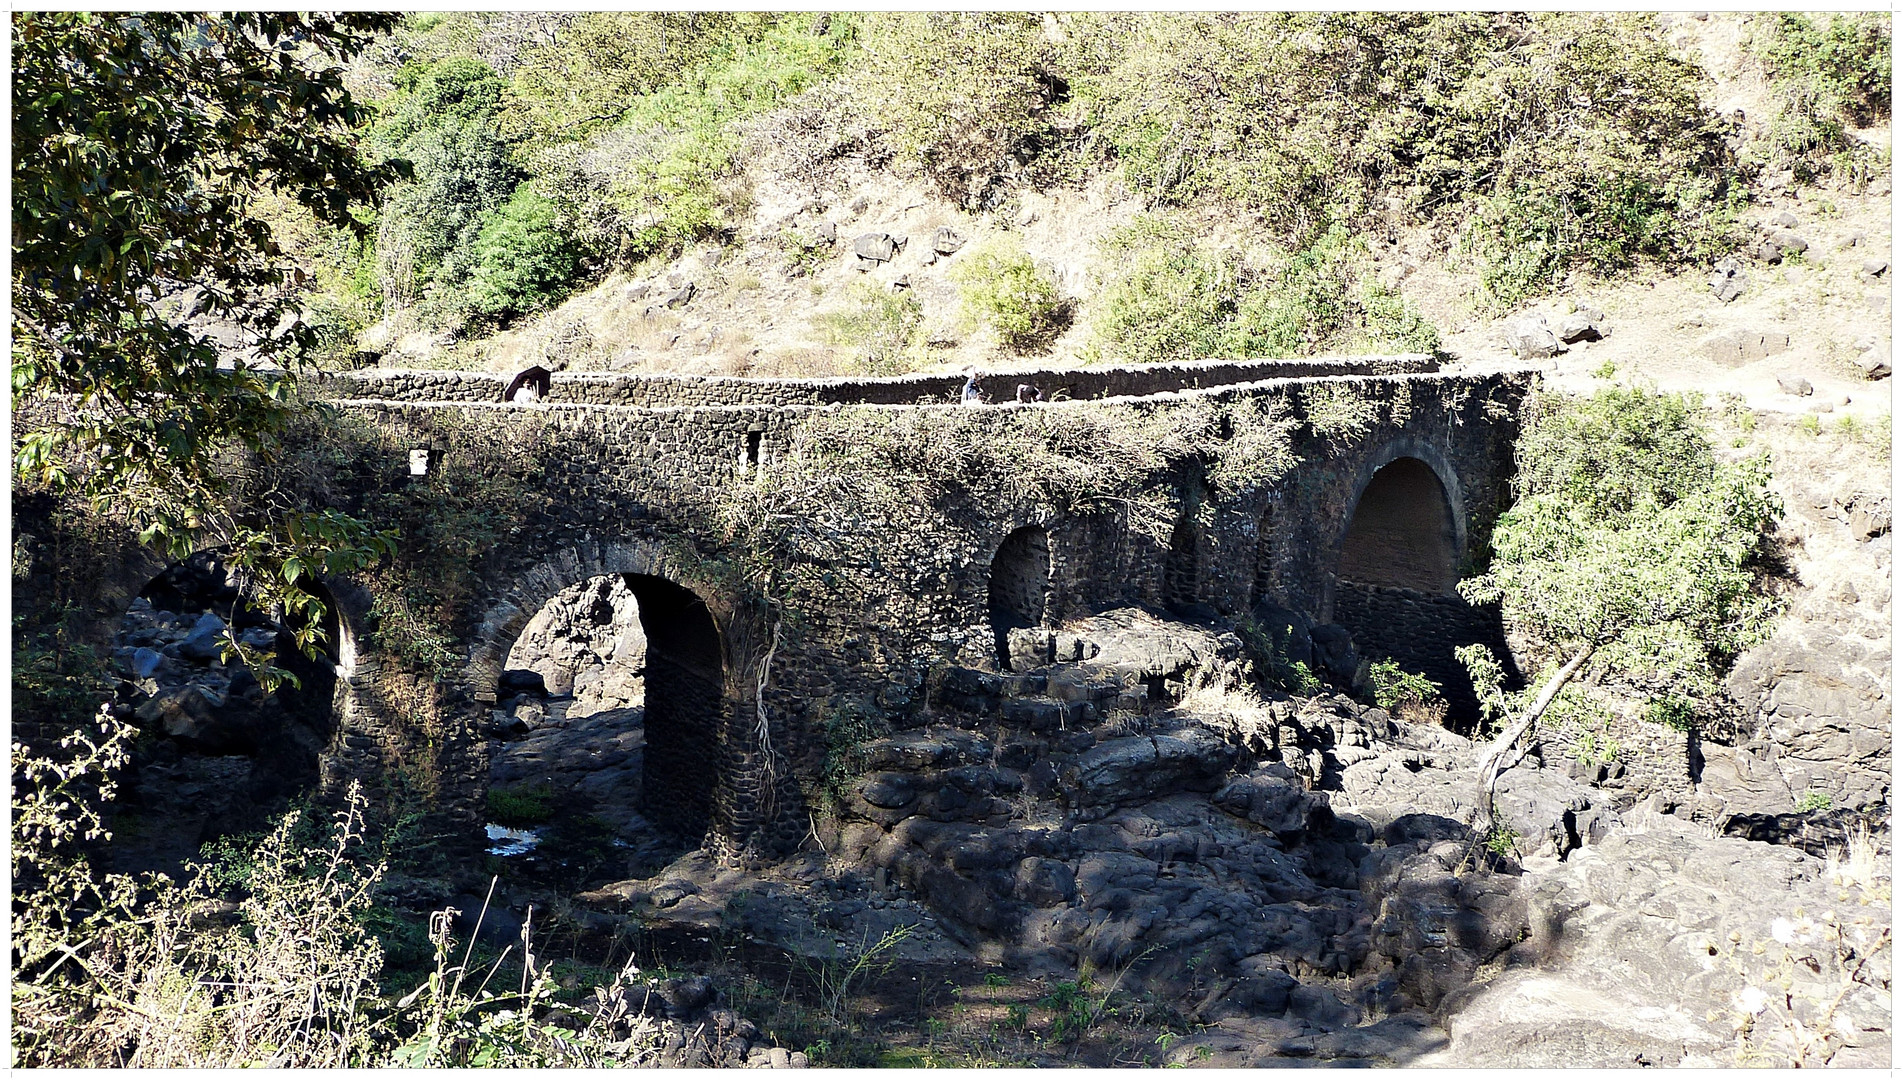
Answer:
[1366, 658, 1442, 712]
[779, 225, 837, 277]
[1643, 694, 1698, 733]
[486, 783, 555, 827]
[1456, 643, 1509, 735]
[1796, 790, 1834, 813]
[1231, 226, 1362, 356]
[367, 56, 524, 312]
[1302, 382, 1381, 450]
[815, 280, 924, 374]
[1091, 218, 1440, 363]
[505, 13, 778, 146]
[1239, 616, 1324, 697]
[1570, 730, 1619, 767]
[1076, 11, 1741, 299]
[1747, 13, 1891, 184]
[951, 239, 1066, 352]
[1484, 824, 1520, 857]
[530, 19, 852, 266]
[1088, 218, 1238, 364]
[466, 185, 583, 320]
[851, 12, 1052, 205]
[1462, 388, 1782, 701]
[820, 705, 889, 807]
[1359, 282, 1441, 354]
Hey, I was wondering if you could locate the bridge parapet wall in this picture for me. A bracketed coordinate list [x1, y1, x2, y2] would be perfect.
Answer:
[316, 354, 1439, 408]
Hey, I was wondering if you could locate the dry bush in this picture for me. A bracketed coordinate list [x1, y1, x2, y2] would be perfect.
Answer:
[1395, 698, 1451, 728]
[1826, 824, 1891, 899]
[10, 712, 665, 1067]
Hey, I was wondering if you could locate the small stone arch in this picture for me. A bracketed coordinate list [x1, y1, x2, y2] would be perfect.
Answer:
[465, 540, 735, 841]
[1162, 470, 1206, 611]
[987, 524, 1052, 667]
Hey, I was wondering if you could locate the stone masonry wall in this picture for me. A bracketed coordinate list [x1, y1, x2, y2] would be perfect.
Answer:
[1331, 582, 1515, 723]
[17, 361, 1531, 856]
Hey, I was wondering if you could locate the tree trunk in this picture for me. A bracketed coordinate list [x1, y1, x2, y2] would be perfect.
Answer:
[1473, 642, 1594, 835]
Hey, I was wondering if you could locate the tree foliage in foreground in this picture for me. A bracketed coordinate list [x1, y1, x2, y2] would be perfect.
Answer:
[12, 12, 400, 666]
[1463, 387, 1782, 701]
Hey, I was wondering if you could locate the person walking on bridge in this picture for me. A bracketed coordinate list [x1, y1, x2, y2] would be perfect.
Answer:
[961, 371, 985, 407]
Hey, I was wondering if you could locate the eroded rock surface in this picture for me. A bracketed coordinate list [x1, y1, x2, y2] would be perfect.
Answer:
[568, 608, 1889, 1067]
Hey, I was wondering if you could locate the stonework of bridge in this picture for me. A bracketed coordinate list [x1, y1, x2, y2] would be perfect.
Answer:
[23, 354, 1534, 854]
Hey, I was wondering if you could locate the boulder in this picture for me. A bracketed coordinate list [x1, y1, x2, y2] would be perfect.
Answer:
[852, 232, 904, 265]
[1775, 373, 1814, 397]
[1503, 316, 1563, 359]
[1555, 313, 1603, 343]
[1013, 857, 1076, 906]
[1214, 765, 1331, 837]
[653, 974, 717, 1020]
[1756, 230, 1809, 263]
[128, 646, 165, 679]
[179, 612, 229, 662]
[860, 772, 916, 810]
[1308, 624, 1360, 684]
[931, 226, 967, 256]
[1492, 767, 1599, 858]
[236, 626, 278, 650]
[1698, 328, 1789, 365]
[134, 684, 224, 741]
[1066, 726, 1236, 809]
[1062, 607, 1250, 695]
[1860, 258, 1888, 278]
[1233, 957, 1300, 1014]
[1708, 258, 1749, 303]
[1835, 489, 1891, 539]
[1359, 847, 1528, 1011]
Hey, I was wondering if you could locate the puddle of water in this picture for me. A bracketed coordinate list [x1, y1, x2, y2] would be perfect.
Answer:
[485, 823, 541, 856]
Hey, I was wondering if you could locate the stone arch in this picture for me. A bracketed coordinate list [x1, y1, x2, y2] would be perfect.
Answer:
[1163, 470, 1206, 611]
[465, 540, 734, 841]
[1249, 488, 1288, 609]
[988, 524, 1051, 667]
[1332, 441, 1466, 597]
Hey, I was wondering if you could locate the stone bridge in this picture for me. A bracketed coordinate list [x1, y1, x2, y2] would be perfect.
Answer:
[29, 354, 1534, 854]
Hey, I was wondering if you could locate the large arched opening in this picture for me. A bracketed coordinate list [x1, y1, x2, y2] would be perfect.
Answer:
[988, 525, 1051, 667]
[480, 562, 725, 872]
[103, 551, 344, 873]
[1332, 452, 1514, 727]
[1336, 456, 1459, 594]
